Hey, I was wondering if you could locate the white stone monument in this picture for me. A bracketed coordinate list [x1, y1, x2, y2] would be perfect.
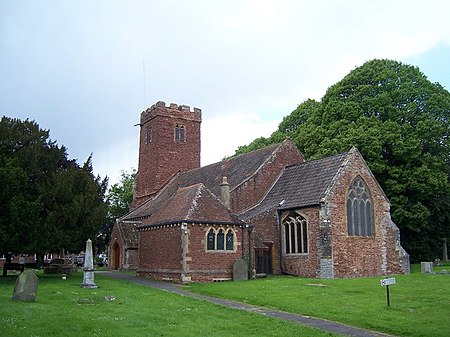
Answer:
[81, 239, 97, 288]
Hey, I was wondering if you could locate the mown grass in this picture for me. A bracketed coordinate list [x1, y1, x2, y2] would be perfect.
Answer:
[188, 264, 450, 337]
[0, 271, 335, 337]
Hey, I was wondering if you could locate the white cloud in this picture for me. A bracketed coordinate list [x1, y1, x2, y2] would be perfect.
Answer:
[92, 137, 138, 186]
[2, 0, 450, 188]
[201, 113, 280, 165]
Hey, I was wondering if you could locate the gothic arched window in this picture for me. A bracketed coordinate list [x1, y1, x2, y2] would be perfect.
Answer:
[347, 177, 373, 237]
[206, 228, 236, 252]
[226, 230, 234, 250]
[175, 125, 185, 142]
[217, 229, 225, 250]
[207, 229, 215, 250]
[283, 213, 308, 254]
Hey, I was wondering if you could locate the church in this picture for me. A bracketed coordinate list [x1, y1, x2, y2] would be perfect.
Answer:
[108, 101, 410, 282]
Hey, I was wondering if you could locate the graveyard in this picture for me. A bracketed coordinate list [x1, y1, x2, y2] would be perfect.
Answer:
[1, 263, 449, 337]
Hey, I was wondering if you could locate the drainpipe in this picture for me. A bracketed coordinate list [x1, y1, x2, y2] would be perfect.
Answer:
[246, 224, 254, 279]
[241, 225, 245, 259]
[277, 210, 284, 275]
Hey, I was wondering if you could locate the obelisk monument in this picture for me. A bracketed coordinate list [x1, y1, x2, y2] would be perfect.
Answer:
[81, 239, 97, 288]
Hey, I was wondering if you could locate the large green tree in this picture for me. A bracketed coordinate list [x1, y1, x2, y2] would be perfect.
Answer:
[96, 169, 136, 253]
[0, 117, 108, 260]
[236, 59, 450, 261]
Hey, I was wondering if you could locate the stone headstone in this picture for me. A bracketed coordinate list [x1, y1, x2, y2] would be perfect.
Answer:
[421, 261, 434, 274]
[11, 270, 39, 302]
[233, 259, 248, 281]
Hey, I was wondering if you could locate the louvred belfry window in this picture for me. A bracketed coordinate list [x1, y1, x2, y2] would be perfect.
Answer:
[175, 125, 185, 142]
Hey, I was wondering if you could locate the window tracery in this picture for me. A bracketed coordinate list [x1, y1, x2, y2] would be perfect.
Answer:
[283, 213, 308, 254]
[347, 177, 373, 237]
[205, 228, 235, 252]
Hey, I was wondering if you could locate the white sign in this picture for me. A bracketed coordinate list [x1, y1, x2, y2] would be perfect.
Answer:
[380, 277, 396, 286]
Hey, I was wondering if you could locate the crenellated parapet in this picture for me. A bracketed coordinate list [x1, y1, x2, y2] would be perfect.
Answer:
[140, 101, 202, 125]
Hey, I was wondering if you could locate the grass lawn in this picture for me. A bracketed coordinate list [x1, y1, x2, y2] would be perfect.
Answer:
[188, 264, 450, 337]
[0, 271, 336, 337]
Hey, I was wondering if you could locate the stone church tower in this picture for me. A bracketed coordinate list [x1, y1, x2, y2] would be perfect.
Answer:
[132, 101, 202, 207]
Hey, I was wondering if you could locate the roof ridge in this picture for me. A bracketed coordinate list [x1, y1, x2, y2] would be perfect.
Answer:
[286, 151, 347, 169]
[179, 141, 284, 177]
[186, 183, 205, 219]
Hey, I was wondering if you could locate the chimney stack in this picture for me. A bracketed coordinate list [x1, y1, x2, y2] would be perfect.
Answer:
[220, 176, 230, 209]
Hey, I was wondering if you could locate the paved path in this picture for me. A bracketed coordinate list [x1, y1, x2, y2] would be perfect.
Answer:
[101, 272, 394, 337]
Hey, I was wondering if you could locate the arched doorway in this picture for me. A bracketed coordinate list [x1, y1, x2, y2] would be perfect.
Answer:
[111, 242, 121, 270]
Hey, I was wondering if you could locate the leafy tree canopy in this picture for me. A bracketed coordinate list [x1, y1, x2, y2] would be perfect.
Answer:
[235, 59, 450, 261]
[107, 169, 136, 221]
[96, 169, 136, 253]
[0, 117, 108, 257]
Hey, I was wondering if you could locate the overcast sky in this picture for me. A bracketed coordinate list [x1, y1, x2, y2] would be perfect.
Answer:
[1, 0, 450, 186]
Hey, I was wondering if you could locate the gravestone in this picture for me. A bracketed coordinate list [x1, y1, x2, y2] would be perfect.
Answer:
[11, 270, 39, 302]
[421, 262, 433, 274]
[233, 259, 248, 281]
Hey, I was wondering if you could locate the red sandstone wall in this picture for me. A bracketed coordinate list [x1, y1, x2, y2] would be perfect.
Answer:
[231, 141, 304, 214]
[138, 223, 244, 282]
[327, 150, 406, 278]
[133, 102, 201, 207]
[138, 226, 182, 280]
[279, 207, 321, 278]
[185, 224, 243, 282]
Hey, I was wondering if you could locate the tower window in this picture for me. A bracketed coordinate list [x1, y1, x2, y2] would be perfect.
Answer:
[145, 127, 152, 144]
[175, 125, 185, 143]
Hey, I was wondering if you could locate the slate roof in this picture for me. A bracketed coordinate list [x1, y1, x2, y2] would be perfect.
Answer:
[241, 152, 348, 220]
[123, 141, 288, 221]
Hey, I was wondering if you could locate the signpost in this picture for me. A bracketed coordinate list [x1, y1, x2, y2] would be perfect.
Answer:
[380, 277, 396, 306]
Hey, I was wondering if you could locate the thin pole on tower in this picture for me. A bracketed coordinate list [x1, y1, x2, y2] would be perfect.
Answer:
[142, 59, 146, 108]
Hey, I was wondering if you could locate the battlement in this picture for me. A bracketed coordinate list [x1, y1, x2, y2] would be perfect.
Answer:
[140, 101, 202, 125]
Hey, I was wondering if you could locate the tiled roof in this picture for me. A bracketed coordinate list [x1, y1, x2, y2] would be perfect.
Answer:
[242, 152, 348, 219]
[124, 141, 288, 221]
[118, 222, 139, 248]
[125, 183, 242, 226]
[175, 142, 286, 197]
